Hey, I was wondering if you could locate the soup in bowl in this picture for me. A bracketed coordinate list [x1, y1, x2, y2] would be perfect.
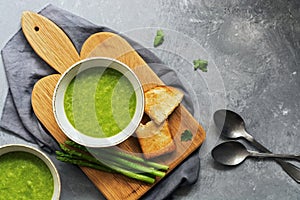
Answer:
[0, 144, 61, 200]
[53, 57, 144, 147]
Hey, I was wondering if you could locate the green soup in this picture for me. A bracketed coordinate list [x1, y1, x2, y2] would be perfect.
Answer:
[64, 67, 137, 138]
[0, 152, 54, 200]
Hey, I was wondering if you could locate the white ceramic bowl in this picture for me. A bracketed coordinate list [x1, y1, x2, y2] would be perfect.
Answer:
[53, 57, 144, 147]
[0, 144, 61, 199]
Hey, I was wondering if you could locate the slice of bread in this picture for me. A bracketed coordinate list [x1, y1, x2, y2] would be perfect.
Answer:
[144, 86, 184, 125]
[135, 120, 176, 159]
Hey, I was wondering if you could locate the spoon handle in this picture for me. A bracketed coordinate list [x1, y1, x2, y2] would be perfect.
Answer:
[246, 137, 300, 183]
[249, 151, 300, 161]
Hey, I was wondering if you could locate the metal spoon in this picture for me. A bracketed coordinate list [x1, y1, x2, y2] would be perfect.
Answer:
[213, 109, 300, 182]
[212, 141, 300, 166]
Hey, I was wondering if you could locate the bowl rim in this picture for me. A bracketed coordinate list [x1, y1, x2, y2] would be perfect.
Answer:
[53, 57, 144, 147]
[0, 144, 61, 200]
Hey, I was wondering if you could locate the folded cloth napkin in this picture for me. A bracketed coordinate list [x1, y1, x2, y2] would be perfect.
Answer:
[0, 4, 200, 199]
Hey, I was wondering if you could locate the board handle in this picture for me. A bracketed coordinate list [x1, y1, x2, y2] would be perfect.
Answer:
[21, 11, 80, 74]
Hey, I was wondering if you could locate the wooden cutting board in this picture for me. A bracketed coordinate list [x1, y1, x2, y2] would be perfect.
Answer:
[22, 11, 206, 200]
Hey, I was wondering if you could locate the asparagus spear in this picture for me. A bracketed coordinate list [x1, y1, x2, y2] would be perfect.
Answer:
[100, 148, 169, 171]
[59, 143, 165, 177]
[103, 162, 156, 184]
[64, 140, 88, 151]
[93, 151, 166, 177]
[56, 156, 113, 173]
[56, 155, 155, 183]
[65, 140, 169, 171]
[55, 150, 112, 172]
[59, 143, 99, 164]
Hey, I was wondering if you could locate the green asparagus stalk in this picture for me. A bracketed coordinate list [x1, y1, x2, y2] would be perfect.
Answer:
[93, 151, 166, 177]
[58, 141, 171, 183]
[56, 151, 113, 172]
[59, 143, 100, 164]
[56, 148, 155, 183]
[60, 143, 165, 177]
[99, 160, 156, 183]
[99, 148, 169, 171]
[56, 156, 113, 172]
[65, 140, 169, 171]
[56, 150, 81, 159]
[64, 140, 88, 151]
[56, 155, 155, 183]
[55, 151, 109, 169]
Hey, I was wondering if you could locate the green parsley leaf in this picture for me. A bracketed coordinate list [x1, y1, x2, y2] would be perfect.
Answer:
[154, 29, 164, 47]
[181, 130, 193, 142]
[193, 59, 208, 72]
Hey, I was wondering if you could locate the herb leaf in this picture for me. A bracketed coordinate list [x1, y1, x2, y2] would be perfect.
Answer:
[181, 130, 193, 142]
[193, 59, 208, 72]
[154, 30, 164, 47]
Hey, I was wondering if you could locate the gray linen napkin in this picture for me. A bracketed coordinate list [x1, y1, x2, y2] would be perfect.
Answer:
[0, 4, 200, 199]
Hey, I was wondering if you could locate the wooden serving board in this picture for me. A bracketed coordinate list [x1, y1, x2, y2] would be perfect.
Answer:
[22, 11, 206, 200]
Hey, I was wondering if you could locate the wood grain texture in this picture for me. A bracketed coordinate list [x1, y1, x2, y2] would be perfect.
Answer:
[26, 12, 206, 200]
[81, 32, 163, 91]
[21, 11, 80, 73]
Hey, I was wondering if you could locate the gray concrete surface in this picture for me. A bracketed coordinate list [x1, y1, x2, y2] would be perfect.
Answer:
[0, 0, 299, 199]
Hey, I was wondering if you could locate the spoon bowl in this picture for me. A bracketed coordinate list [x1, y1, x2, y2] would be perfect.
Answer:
[212, 141, 249, 166]
[213, 109, 250, 140]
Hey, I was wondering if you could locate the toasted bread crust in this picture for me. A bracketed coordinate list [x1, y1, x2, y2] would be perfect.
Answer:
[144, 86, 184, 125]
[135, 120, 176, 159]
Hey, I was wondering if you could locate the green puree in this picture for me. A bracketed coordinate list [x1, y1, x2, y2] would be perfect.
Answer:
[64, 67, 137, 138]
[0, 152, 53, 200]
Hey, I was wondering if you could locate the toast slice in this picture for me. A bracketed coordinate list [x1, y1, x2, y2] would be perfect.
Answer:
[144, 86, 184, 125]
[135, 120, 176, 159]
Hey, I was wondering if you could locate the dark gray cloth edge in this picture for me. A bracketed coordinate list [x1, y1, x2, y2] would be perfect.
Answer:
[142, 149, 200, 200]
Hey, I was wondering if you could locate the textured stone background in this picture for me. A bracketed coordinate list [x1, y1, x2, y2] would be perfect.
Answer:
[0, 0, 299, 199]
